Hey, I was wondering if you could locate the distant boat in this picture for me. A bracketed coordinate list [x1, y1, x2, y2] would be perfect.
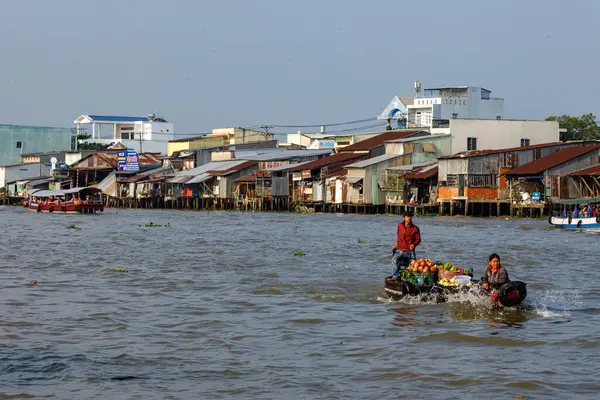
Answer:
[548, 198, 600, 230]
[27, 187, 104, 214]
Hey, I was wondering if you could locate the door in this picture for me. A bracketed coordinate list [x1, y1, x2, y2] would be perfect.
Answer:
[458, 174, 465, 197]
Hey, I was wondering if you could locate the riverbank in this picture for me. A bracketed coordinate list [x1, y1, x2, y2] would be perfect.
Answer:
[99, 195, 548, 218]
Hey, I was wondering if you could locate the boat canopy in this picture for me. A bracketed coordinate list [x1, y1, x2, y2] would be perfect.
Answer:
[29, 187, 103, 198]
[553, 197, 600, 205]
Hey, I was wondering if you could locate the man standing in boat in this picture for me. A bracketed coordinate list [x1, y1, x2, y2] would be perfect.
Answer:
[391, 211, 421, 278]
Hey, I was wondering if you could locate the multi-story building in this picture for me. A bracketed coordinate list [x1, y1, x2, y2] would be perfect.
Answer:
[379, 81, 504, 128]
[74, 113, 175, 154]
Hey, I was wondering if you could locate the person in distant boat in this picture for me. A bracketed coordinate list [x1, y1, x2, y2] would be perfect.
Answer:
[481, 253, 509, 290]
[391, 211, 421, 278]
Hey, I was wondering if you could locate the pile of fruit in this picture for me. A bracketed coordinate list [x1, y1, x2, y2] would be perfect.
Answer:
[437, 261, 463, 273]
[438, 277, 472, 287]
[407, 258, 437, 274]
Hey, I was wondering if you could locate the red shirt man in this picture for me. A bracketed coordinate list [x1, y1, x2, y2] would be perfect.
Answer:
[393, 211, 421, 253]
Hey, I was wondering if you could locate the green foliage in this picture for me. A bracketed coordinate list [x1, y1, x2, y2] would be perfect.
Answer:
[546, 113, 600, 141]
[145, 222, 162, 227]
[114, 268, 129, 273]
[293, 249, 305, 257]
[357, 239, 368, 244]
[66, 224, 81, 230]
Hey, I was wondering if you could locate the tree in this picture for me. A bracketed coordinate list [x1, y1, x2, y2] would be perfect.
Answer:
[545, 113, 600, 141]
[77, 132, 112, 151]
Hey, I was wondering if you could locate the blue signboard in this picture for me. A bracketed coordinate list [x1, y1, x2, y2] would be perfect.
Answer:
[531, 192, 541, 201]
[117, 151, 140, 172]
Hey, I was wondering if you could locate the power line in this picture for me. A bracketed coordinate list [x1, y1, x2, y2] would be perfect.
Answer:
[270, 117, 377, 128]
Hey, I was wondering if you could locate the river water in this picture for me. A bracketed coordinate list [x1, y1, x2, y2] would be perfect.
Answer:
[0, 206, 598, 399]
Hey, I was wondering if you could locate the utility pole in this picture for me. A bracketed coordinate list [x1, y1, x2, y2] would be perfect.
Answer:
[138, 131, 143, 153]
[260, 125, 274, 138]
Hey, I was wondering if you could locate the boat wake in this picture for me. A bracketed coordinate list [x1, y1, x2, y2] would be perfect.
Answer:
[528, 289, 583, 318]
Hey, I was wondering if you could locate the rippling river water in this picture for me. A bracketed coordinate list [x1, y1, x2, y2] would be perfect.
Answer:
[1, 206, 599, 399]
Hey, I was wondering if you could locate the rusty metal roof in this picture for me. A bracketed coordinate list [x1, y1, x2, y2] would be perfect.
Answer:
[70, 152, 162, 169]
[406, 163, 438, 180]
[285, 152, 365, 172]
[504, 145, 600, 176]
[338, 130, 423, 152]
[568, 164, 600, 177]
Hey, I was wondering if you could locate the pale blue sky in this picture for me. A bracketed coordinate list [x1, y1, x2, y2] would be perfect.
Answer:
[0, 0, 598, 135]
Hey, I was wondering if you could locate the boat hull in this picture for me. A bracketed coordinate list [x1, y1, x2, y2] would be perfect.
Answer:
[384, 278, 527, 307]
[549, 216, 600, 230]
[27, 203, 104, 214]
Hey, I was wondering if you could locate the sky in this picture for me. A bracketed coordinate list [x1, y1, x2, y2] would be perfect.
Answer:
[0, 0, 599, 137]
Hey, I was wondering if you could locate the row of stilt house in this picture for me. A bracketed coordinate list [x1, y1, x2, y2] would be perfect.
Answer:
[50, 130, 600, 216]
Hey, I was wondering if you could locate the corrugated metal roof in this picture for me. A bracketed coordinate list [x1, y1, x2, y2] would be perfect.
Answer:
[338, 131, 423, 152]
[385, 133, 450, 143]
[504, 145, 600, 176]
[186, 173, 212, 184]
[344, 154, 401, 168]
[386, 162, 431, 171]
[569, 165, 600, 177]
[406, 163, 438, 180]
[286, 152, 365, 172]
[70, 152, 162, 169]
[207, 160, 256, 176]
[265, 160, 312, 172]
[176, 160, 248, 177]
[168, 175, 194, 184]
[234, 170, 272, 182]
[237, 149, 331, 161]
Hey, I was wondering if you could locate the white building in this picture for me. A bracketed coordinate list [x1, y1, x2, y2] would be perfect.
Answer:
[430, 119, 560, 153]
[0, 162, 49, 188]
[379, 82, 504, 128]
[74, 114, 175, 154]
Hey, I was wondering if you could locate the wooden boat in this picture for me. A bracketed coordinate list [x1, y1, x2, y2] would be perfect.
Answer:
[384, 277, 527, 307]
[548, 198, 600, 230]
[27, 187, 104, 214]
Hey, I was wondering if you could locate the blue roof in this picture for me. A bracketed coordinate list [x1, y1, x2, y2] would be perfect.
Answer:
[87, 115, 149, 122]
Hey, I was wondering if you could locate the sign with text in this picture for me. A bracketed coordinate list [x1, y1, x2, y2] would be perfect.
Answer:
[117, 151, 140, 172]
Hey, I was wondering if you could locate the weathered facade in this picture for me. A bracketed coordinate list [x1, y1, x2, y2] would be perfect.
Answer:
[437, 142, 592, 201]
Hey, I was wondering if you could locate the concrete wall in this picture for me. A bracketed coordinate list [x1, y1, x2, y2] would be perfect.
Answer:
[432, 119, 559, 154]
[0, 125, 76, 166]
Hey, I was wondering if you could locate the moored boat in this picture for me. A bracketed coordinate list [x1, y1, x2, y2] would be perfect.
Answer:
[27, 187, 104, 214]
[548, 198, 600, 230]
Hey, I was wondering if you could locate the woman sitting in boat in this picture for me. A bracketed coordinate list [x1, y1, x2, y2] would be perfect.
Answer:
[481, 253, 509, 290]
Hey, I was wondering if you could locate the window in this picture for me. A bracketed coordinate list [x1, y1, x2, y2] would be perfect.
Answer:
[468, 174, 497, 188]
[16, 141, 22, 148]
[467, 137, 477, 151]
[521, 138, 530, 147]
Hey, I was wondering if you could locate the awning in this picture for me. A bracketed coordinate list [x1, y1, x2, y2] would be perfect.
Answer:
[345, 176, 363, 184]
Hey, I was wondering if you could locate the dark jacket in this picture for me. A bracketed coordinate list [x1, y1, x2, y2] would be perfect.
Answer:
[396, 222, 421, 252]
[482, 266, 509, 287]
